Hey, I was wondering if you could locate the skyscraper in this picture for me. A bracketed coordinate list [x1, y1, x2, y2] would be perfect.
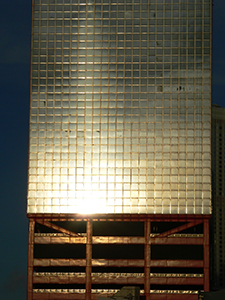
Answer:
[27, 0, 212, 299]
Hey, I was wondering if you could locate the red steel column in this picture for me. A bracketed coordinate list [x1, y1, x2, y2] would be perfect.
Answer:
[144, 219, 151, 300]
[86, 219, 92, 300]
[27, 219, 35, 300]
[203, 218, 210, 291]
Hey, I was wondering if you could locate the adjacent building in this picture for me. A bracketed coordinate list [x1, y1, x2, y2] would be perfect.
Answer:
[211, 104, 225, 290]
[27, 1, 212, 299]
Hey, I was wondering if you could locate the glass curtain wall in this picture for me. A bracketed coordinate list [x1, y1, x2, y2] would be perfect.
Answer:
[28, 0, 211, 214]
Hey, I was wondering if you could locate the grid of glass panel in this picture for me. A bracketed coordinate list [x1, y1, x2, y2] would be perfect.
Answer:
[28, 0, 211, 214]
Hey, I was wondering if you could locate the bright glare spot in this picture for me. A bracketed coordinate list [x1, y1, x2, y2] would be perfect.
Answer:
[77, 190, 107, 214]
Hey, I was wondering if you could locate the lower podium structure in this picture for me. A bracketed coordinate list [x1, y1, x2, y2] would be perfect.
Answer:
[27, 214, 210, 300]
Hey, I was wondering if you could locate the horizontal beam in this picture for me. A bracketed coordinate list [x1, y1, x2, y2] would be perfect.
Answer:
[147, 295, 198, 300]
[33, 276, 143, 285]
[151, 237, 203, 245]
[33, 276, 85, 284]
[33, 275, 203, 286]
[34, 258, 87, 267]
[34, 235, 203, 245]
[28, 214, 211, 222]
[33, 294, 86, 300]
[34, 259, 203, 268]
[34, 236, 86, 244]
[32, 292, 199, 300]
[151, 260, 204, 268]
[150, 277, 203, 285]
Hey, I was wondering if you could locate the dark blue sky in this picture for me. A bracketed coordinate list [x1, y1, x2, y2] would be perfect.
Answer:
[0, 1, 225, 299]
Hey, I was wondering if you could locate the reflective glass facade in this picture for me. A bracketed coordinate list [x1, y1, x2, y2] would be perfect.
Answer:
[28, 0, 211, 214]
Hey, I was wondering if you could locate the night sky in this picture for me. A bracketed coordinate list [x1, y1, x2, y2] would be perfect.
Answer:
[1, 1, 225, 299]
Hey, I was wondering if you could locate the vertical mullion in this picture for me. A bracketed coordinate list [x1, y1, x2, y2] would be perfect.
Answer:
[86, 218, 92, 300]
[144, 219, 151, 300]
